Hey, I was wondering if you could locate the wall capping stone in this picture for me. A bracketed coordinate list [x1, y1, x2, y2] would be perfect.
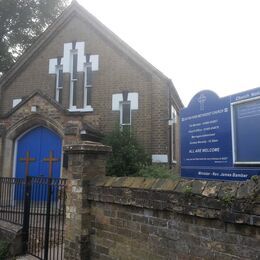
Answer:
[0, 220, 23, 256]
[64, 141, 112, 154]
[90, 176, 259, 198]
[88, 176, 260, 226]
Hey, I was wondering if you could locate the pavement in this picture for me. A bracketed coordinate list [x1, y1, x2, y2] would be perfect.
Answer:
[16, 255, 38, 260]
[15, 244, 63, 260]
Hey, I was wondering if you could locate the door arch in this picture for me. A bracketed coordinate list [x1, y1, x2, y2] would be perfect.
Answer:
[15, 126, 62, 179]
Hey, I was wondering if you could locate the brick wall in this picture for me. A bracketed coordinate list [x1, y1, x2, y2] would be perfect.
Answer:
[87, 177, 260, 260]
[63, 142, 259, 260]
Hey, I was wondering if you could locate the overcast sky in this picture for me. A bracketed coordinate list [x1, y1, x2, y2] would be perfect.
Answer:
[77, 0, 260, 106]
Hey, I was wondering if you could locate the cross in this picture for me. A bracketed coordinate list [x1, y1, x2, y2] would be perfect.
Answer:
[197, 94, 207, 111]
[19, 151, 35, 177]
[43, 150, 60, 178]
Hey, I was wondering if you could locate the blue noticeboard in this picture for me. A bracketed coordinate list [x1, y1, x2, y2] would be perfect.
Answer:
[180, 88, 260, 181]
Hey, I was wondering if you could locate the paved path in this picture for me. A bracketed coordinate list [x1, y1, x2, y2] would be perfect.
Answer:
[15, 244, 63, 260]
[16, 255, 37, 260]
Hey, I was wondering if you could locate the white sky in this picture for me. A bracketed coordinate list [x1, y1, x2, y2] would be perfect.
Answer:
[77, 0, 260, 106]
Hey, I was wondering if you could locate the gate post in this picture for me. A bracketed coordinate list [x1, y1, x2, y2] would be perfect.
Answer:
[63, 142, 111, 260]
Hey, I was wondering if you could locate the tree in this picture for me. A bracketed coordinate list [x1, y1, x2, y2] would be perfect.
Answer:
[0, 0, 69, 73]
[103, 127, 151, 177]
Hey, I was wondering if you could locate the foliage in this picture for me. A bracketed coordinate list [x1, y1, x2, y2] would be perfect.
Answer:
[103, 127, 150, 177]
[184, 185, 192, 197]
[136, 164, 179, 180]
[0, 0, 69, 73]
[251, 175, 259, 183]
[103, 127, 180, 179]
[221, 194, 235, 207]
[0, 240, 10, 259]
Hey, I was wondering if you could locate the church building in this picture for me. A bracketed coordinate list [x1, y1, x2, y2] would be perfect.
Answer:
[0, 2, 183, 179]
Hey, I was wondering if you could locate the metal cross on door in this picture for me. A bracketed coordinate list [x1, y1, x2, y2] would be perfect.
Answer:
[43, 150, 60, 178]
[15, 127, 62, 201]
[19, 151, 35, 177]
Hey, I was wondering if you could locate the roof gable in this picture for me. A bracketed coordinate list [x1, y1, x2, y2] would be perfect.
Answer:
[0, 1, 183, 108]
[0, 90, 66, 119]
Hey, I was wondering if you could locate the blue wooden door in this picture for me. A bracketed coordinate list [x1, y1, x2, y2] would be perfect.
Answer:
[15, 127, 62, 200]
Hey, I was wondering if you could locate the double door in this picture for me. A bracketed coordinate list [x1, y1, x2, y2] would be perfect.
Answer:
[15, 126, 62, 201]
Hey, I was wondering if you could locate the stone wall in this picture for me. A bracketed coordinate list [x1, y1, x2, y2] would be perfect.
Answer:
[63, 143, 260, 260]
[87, 177, 260, 260]
[0, 220, 23, 256]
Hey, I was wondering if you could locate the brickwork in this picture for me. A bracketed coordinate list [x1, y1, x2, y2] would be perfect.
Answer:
[64, 143, 260, 260]
[87, 177, 260, 260]
[1, 92, 100, 134]
[0, 2, 183, 166]
[0, 15, 159, 149]
[0, 92, 100, 176]
[63, 142, 112, 260]
[151, 75, 169, 155]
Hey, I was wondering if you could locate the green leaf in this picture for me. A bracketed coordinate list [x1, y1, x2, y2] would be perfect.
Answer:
[0, 0, 69, 73]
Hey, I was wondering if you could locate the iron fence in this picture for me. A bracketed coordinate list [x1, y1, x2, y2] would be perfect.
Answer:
[0, 177, 25, 225]
[0, 176, 66, 260]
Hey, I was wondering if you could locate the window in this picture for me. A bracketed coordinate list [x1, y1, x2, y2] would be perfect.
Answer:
[120, 101, 131, 126]
[70, 51, 78, 109]
[112, 92, 138, 128]
[55, 66, 63, 103]
[170, 105, 177, 162]
[84, 62, 92, 108]
[171, 105, 177, 124]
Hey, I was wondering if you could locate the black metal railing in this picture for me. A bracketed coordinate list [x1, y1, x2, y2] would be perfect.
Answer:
[0, 176, 66, 260]
[0, 177, 25, 225]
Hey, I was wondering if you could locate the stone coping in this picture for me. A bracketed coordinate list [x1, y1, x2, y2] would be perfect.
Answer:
[64, 141, 112, 154]
[0, 219, 22, 235]
[87, 176, 260, 226]
[0, 219, 23, 256]
[90, 176, 260, 200]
